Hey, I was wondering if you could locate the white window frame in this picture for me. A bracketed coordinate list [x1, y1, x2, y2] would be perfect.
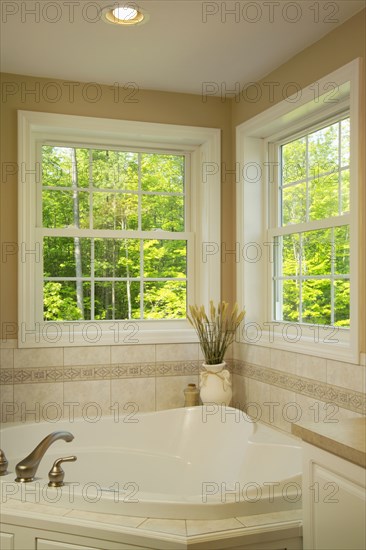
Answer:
[236, 59, 361, 363]
[18, 111, 221, 347]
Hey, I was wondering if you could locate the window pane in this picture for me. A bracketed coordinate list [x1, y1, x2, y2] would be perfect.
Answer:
[144, 240, 187, 278]
[142, 195, 184, 231]
[44, 237, 90, 277]
[302, 229, 331, 276]
[92, 150, 138, 190]
[302, 280, 331, 325]
[334, 280, 350, 327]
[144, 281, 186, 319]
[141, 154, 184, 193]
[42, 146, 89, 188]
[93, 193, 138, 230]
[309, 173, 339, 221]
[334, 226, 350, 275]
[282, 280, 300, 322]
[94, 281, 140, 320]
[42, 190, 89, 229]
[43, 281, 84, 321]
[281, 234, 301, 276]
[281, 138, 306, 184]
[282, 183, 306, 225]
[94, 239, 140, 278]
[309, 122, 339, 177]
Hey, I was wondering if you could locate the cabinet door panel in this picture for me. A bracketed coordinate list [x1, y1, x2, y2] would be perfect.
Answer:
[37, 540, 96, 550]
[0, 532, 14, 550]
[311, 464, 366, 550]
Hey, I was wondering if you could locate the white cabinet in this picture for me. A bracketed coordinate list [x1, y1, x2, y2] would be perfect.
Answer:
[37, 539, 98, 550]
[302, 442, 366, 550]
[0, 532, 14, 550]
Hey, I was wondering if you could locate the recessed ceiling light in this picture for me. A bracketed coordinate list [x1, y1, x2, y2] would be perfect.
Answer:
[102, 3, 148, 26]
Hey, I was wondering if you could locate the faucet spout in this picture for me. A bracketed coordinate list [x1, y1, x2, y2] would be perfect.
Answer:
[15, 431, 74, 482]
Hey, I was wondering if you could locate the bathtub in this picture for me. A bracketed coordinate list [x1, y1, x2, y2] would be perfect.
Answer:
[0, 405, 302, 520]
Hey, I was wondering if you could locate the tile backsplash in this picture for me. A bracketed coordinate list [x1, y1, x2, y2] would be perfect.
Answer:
[232, 343, 366, 433]
[1, 340, 365, 432]
[0, 342, 200, 423]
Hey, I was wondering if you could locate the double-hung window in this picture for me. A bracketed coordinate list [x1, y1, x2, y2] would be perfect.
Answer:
[270, 115, 351, 328]
[236, 60, 360, 362]
[18, 112, 221, 347]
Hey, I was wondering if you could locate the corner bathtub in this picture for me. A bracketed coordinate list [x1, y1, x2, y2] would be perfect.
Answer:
[0, 406, 302, 519]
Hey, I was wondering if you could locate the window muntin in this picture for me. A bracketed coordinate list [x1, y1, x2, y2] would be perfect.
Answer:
[273, 116, 350, 327]
[41, 145, 188, 322]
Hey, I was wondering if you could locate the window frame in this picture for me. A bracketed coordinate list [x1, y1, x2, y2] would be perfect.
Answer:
[236, 59, 361, 363]
[18, 112, 221, 347]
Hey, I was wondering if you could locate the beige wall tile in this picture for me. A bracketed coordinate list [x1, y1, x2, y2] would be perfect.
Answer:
[0, 349, 14, 369]
[111, 378, 155, 413]
[0, 384, 14, 423]
[0, 340, 17, 349]
[13, 382, 64, 423]
[156, 343, 199, 362]
[111, 344, 155, 364]
[156, 375, 199, 410]
[326, 360, 365, 392]
[296, 354, 326, 382]
[63, 380, 111, 418]
[294, 394, 340, 425]
[232, 374, 248, 411]
[270, 349, 297, 375]
[245, 379, 271, 424]
[14, 348, 63, 368]
[243, 344, 271, 368]
[64, 346, 110, 366]
[268, 386, 297, 433]
[336, 409, 365, 421]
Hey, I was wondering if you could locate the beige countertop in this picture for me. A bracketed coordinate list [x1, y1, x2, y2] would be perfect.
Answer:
[292, 417, 366, 468]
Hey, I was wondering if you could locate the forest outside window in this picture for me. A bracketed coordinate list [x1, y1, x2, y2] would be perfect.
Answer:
[271, 116, 350, 328]
[41, 145, 188, 322]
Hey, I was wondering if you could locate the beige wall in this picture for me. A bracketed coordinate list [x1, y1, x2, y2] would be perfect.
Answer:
[0, 76, 234, 331]
[232, 9, 366, 353]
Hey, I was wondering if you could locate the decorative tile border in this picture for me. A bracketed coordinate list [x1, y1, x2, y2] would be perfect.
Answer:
[0, 361, 202, 386]
[234, 360, 366, 415]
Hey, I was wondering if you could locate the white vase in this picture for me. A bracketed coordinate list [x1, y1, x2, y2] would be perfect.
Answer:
[199, 361, 232, 406]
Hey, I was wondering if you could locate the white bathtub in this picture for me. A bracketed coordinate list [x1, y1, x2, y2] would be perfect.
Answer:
[0, 405, 302, 519]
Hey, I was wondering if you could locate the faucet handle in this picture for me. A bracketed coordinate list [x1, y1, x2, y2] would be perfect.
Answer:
[0, 450, 8, 476]
[48, 456, 77, 487]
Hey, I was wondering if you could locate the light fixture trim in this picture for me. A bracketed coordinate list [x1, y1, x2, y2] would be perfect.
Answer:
[102, 3, 148, 26]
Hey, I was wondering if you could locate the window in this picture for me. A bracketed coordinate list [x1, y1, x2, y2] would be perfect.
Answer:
[271, 116, 351, 328]
[19, 112, 221, 347]
[236, 60, 360, 362]
[42, 145, 189, 322]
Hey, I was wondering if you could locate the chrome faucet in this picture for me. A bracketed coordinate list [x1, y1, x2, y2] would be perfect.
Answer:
[15, 431, 74, 482]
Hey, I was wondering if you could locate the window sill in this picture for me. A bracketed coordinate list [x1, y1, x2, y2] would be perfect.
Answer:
[17, 320, 199, 348]
[239, 323, 358, 364]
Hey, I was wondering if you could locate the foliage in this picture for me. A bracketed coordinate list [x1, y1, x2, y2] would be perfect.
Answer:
[41, 116, 351, 327]
[187, 301, 245, 364]
[278, 117, 350, 327]
[42, 146, 186, 321]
